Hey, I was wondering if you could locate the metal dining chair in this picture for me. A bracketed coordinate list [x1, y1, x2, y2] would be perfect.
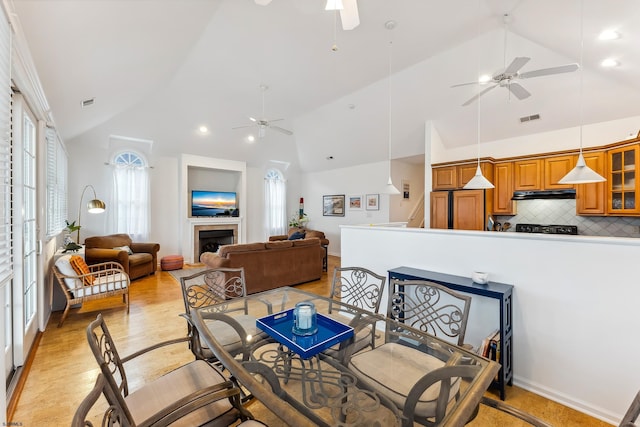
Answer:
[346, 278, 473, 426]
[620, 390, 640, 427]
[85, 314, 257, 426]
[179, 267, 261, 363]
[324, 266, 386, 358]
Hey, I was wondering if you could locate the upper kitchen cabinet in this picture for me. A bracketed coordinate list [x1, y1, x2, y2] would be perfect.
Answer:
[432, 166, 457, 190]
[608, 144, 640, 215]
[514, 159, 542, 190]
[457, 162, 494, 188]
[576, 151, 606, 215]
[544, 155, 576, 190]
[493, 162, 516, 215]
[432, 161, 493, 191]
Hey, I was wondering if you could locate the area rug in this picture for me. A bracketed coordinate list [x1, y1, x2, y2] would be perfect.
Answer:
[167, 266, 209, 283]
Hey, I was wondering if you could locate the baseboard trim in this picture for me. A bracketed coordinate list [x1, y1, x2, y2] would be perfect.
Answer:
[6, 330, 42, 421]
[513, 376, 618, 425]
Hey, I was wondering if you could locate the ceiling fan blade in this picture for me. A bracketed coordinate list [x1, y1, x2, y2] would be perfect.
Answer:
[232, 124, 253, 130]
[249, 116, 258, 122]
[519, 63, 579, 79]
[508, 82, 531, 100]
[267, 118, 284, 123]
[339, 0, 360, 30]
[504, 57, 531, 75]
[254, 0, 272, 5]
[451, 81, 480, 88]
[462, 84, 498, 106]
[270, 125, 293, 136]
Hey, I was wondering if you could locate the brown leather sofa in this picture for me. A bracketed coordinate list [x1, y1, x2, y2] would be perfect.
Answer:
[84, 234, 160, 280]
[269, 227, 330, 271]
[200, 238, 324, 294]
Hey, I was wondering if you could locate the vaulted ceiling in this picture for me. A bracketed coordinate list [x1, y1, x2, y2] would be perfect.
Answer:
[11, 0, 640, 172]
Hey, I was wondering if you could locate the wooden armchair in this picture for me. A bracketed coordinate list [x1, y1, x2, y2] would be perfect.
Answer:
[84, 233, 160, 280]
[52, 255, 129, 327]
[85, 313, 258, 426]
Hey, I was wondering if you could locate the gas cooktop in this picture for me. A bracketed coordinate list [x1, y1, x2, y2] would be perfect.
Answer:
[515, 223, 578, 235]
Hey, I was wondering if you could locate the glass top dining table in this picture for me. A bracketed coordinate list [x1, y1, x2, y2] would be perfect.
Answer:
[190, 287, 500, 427]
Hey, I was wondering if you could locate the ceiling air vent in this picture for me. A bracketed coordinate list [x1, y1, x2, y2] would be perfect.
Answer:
[520, 114, 540, 123]
[81, 98, 95, 108]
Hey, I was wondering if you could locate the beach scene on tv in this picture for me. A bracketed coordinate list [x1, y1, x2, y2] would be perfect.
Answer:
[191, 190, 238, 217]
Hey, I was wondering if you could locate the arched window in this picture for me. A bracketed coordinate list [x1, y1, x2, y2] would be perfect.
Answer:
[112, 151, 149, 240]
[264, 168, 286, 237]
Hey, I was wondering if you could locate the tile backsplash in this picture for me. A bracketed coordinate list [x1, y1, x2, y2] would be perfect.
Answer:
[495, 199, 640, 238]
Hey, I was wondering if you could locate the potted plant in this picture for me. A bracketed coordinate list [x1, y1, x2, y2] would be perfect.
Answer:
[62, 220, 82, 252]
[288, 213, 309, 229]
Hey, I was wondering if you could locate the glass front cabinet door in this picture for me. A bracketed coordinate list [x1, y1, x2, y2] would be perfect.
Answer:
[608, 144, 640, 214]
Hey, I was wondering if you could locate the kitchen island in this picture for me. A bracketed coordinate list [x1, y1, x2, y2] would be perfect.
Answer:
[341, 224, 640, 426]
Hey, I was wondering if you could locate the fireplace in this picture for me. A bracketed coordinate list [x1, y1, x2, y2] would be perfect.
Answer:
[199, 229, 233, 255]
[193, 223, 238, 261]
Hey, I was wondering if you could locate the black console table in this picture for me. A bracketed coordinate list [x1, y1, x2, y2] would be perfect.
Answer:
[388, 266, 513, 400]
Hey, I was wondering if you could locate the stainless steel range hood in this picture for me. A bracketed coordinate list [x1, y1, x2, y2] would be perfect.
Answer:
[511, 189, 576, 200]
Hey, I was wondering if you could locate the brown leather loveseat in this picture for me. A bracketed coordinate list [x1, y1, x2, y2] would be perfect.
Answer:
[84, 233, 160, 280]
[200, 238, 324, 294]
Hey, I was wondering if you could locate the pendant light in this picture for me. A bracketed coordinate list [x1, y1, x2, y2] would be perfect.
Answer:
[384, 20, 400, 195]
[464, 4, 493, 190]
[559, 0, 606, 184]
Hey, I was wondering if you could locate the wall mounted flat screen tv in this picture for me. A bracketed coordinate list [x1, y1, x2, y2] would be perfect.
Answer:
[191, 190, 238, 217]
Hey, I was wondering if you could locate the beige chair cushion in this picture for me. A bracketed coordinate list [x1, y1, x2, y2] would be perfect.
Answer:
[349, 342, 460, 418]
[125, 359, 239, 426]
[203, 315, 261, 354]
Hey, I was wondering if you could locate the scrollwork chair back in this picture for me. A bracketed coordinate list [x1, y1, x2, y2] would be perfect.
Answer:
[388, 279, 471, 346]
[329, 267, 386, 314]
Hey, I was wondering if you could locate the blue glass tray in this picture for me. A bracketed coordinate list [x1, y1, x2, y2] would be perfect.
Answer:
[256, 308, 354, 359]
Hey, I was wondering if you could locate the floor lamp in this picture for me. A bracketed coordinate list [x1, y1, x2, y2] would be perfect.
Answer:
[77, 184, 106, 243]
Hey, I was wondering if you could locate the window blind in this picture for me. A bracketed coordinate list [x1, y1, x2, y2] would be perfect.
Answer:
[45, 127, 67, 237]
[0, 8, 12, 285]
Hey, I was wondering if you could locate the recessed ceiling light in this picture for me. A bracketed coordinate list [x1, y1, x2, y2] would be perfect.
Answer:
[478, 74, 492, 84]
[598, 29, 620, 41]
[601, 58, 620, 68]
[247, 135, 256, 143]
[198, 126, 208, 133]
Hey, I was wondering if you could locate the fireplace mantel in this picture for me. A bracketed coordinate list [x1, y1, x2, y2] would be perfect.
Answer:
[186, 217, 242, 263]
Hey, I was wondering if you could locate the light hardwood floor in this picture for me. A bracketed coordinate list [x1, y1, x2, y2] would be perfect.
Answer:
[10, 256, 612, 426]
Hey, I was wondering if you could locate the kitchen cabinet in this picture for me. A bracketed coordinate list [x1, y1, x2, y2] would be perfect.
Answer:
[430, 189, 487, 231]
[452, 189, 485, 230]
[514, 159, 542, 190]
[607, 144, 640, 215]
[457, 162, 493, 188]
[432, 166, 457, 190]
[544, 155, 576, 190]
[493, 162, 516, 215]
[430, 191, 449, 229]
[576, 151, 606, 215]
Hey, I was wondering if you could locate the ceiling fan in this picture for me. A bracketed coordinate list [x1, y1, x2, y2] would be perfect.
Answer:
[233, 85, 293, 138]
[452, 13, 578, 106]
[254, 0, 360, 31]
[452, 57, 579, 106]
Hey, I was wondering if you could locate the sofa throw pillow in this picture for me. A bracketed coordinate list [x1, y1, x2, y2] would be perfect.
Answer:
[69, 255, 94, 285]
[113, 245, 133, 255]
[288, 231, 306, 240]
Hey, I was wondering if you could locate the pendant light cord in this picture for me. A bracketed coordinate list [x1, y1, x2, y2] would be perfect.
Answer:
[578, 0, 584, 155]
[388, 39, 392, 178]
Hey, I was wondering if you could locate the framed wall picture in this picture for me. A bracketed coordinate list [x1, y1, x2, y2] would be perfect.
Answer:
[365, 194, 379, 211]
[323, 194, 345, 216]
[402, 180, 410, 199]
[348, 195, 363, 210]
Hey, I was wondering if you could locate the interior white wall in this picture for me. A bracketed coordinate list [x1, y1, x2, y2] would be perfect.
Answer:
[300, 161, 397, 256]
[341, 225, 640, 425]
[432, 115, 640, 164]
[389, 159, 425, 224]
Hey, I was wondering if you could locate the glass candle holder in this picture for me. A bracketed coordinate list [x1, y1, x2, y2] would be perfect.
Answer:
[292, 301, 318, 336]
